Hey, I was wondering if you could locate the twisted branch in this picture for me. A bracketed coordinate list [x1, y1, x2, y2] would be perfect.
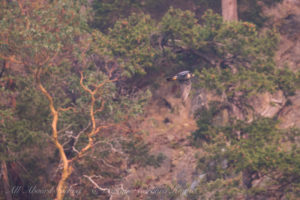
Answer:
[36, 68, 118, 200]
[71, 72, 117, 161]
[35, 68, 72, 200]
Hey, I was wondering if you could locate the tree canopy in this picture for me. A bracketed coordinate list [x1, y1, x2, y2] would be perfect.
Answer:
[0, 0, 299, 199]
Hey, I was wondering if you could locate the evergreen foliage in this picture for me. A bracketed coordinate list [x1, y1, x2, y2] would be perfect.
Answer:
[192, 117, 300, 199]
[0, 0, 299, 199]
[122, 137, 165, 168]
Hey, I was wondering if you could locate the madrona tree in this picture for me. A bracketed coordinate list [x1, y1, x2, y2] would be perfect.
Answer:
[0, 1, 132, 199]
[1, 1, 161, 199]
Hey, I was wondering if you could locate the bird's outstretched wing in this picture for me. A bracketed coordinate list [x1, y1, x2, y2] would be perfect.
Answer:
[166, 70, 192, 81]
[166, 76, 177, 81]
[177, 70, 190, 76]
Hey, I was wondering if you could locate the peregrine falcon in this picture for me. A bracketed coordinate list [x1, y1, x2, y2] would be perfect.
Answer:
[166, 71, 194, 104]
[166, 70, 194, 82]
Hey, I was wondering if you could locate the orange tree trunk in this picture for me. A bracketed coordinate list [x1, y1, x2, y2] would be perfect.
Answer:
[1, 160, 13, 200]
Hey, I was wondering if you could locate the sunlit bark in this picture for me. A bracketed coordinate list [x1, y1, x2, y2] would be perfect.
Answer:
[71, 72, 117, 161]
[1, 160, 12, 200]
[35, 68, 117, 200]
[35, 68, 72, 200]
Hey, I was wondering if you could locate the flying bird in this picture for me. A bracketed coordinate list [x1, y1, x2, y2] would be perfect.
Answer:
[166, 70, 194, 104]
[166, 70, 194, 82]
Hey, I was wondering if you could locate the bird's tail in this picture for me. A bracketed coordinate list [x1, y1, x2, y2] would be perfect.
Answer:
[166, 76, 177, 81]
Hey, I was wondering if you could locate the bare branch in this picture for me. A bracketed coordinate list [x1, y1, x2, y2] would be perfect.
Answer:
[0, 55, 22, 65]
[83, 175, 111, 194]
[73, 72, 119, 162]
[58, 106, 76, 112]
[72, 123, 91, 154]
[95, 100, 106, 114]
[79, 71, 93, 94]
[93, 140, 125, 155]
[58, 124, 73, 135]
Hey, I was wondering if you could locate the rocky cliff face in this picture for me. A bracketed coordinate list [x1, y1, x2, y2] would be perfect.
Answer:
[112, 1, 300, 199]
[191, 0, 300, 126]
[263, 0, 300, 127]
[266, 0, 300, 71]
[110, 83, 199, 199]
